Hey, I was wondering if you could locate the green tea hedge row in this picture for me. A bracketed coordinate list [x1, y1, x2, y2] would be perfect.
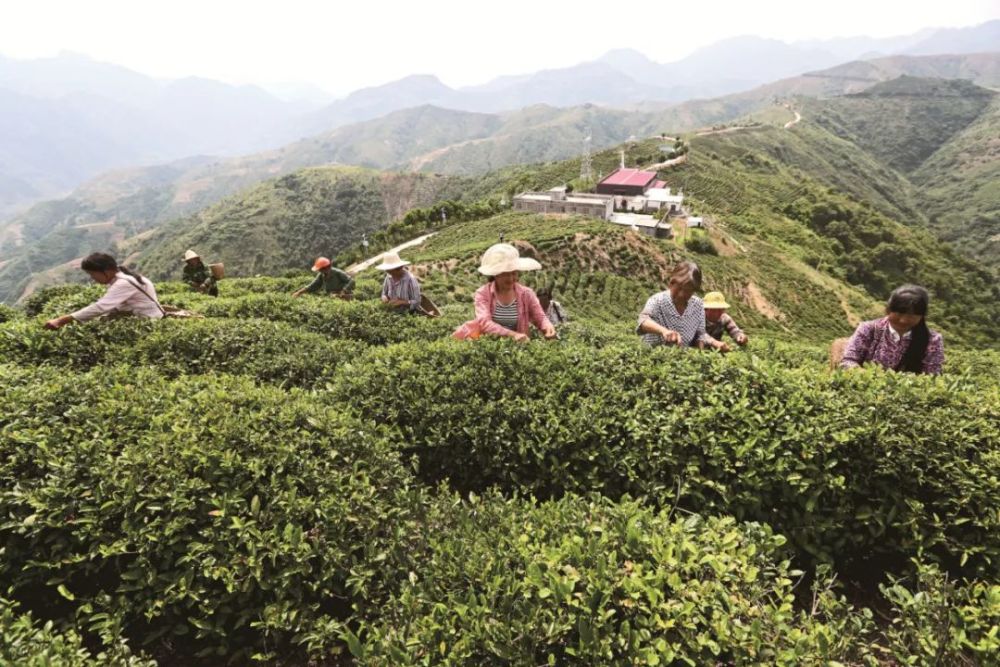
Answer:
[199, 293, 465, 344]
[0, 597, 153, 667]
[333, 340, 1000, 576]
[351, 493, 874, 666]
[0, 365, 421, 661]
[877, 562, 1000, 665]
[0, 318, 363, 387]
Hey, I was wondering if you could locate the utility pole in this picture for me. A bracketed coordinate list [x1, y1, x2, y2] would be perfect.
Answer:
[580, 127, 593, 183]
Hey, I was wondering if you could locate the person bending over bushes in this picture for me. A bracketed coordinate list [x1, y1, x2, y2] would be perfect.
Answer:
[377, 252, 421, 314]
[536, 286, 568, 326]
[455, 243, 556, 343]
[637, 261, 727, 351]
[292, 256, 354, 300]
[839, 284, 944, 375]
[181, 249, 218, 297]
[44, 253, 163, 330]
[703, 291, 748, 352]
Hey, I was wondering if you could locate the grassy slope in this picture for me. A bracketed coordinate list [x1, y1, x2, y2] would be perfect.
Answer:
[387, 211, 879, 345]
[657, 129, 998, 345]
[804, 76, 996, 174]
[910, 96, 1000, 271]
[130, 167, 471, 281]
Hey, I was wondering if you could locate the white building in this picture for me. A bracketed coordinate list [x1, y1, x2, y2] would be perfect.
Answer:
[609, 212, 673, 239]
[513, 187, 613, 220]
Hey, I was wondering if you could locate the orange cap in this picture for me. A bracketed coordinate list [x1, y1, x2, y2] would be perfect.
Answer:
[311, 257, 331, 271]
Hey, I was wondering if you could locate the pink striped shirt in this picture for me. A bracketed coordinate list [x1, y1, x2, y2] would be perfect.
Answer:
[473, 282, 552, 337]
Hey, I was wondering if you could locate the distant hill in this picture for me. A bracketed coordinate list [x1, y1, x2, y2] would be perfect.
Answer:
[4, 21, 999, 216]
[902, 19, 1000, 56]
[0, 53, 322, 217]
[4, 54, 999, 304]
[274, 21, 1000, 143]
[805, 76, 996, 173]
[128, 168, 471, 281]
[910, 96, 1000, 270]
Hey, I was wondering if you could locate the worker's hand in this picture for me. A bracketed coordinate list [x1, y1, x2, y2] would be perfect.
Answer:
[660, 329, 680, 346]
[512, 332, 530, 343]
[715, 341, 732, 353]
[380, 295, 389, 303]
[44, 315, 73, 330]
[292, 291, 302, 299]
[736, 333, 748, 346]
[542, 324, 557, 340]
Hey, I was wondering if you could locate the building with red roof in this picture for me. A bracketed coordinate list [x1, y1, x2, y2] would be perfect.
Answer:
[595, 168, 659, 196]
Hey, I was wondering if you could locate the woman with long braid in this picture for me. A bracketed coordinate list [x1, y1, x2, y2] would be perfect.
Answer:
[839, 284, 944, 375]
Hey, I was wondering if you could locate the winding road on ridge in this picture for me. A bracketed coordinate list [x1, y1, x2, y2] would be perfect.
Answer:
[346, 233, 436, 274]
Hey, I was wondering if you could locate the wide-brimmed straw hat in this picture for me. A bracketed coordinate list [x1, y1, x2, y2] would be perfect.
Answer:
[375, 252, 410, 271]
[312, 257, 331, 271]
[477, 243, 541, 276]
[703, 291, 730, 309]
[183, 249, 200, 262]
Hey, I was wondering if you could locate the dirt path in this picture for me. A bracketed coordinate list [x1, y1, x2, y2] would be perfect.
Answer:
[346, 233, 436, 274]
[784, 110, 802, 129]
[695, 125, 753, 137]
[645, 154, 688, 170]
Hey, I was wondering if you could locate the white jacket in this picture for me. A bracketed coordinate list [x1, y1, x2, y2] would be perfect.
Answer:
[71, 272, 163, 322]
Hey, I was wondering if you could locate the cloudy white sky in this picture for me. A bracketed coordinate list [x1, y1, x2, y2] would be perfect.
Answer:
[2, 0, 998, 95]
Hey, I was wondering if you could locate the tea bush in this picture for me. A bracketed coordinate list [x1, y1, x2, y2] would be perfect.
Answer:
[333, 340, 1000, 576]
[128, 318, 364, 387]
[0, 365, 422, 661]
[0, 318, 364, 387]
[0, 318, 153, 368]
[22, 284, 104, 317]
[200, 293, 465, 344]
[352, 493, 874, 666]
[0, 303, 19, 323]
[876, 562, 1000, 665]
[0, 597, 154, 667]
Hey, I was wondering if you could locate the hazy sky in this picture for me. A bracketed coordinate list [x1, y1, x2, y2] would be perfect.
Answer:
[2, 0, 998, 95]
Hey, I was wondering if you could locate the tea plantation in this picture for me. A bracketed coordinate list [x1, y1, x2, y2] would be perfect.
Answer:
[1, 269, 998, 666]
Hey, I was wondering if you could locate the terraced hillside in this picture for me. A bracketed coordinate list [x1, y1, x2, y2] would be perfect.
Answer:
[2, 253, 998, 664]
[5, 54, 998, 306]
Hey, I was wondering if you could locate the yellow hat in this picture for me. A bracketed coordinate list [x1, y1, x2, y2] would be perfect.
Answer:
[703, 291, 730, 309]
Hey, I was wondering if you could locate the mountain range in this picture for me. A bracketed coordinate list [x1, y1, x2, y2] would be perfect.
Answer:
[2, 50, 998, 305]
[1, 19, 998, 218]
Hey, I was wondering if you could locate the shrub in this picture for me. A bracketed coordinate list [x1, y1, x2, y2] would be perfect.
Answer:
[0, 303, 19, 323]
[351, 493, 874, 666]
[0, 318, 154, 368]
[877, 562, 1000, 665]
[0, 597, 153, 667]
[200, 293, 464, 345]
[0, 365, 421, 661]
[331, 340, 1000, 577]
[22, 284, 105, 318]
[128, 318, 364, 387]
[684, 233, 718, 255]
[0, 317, 364, 387]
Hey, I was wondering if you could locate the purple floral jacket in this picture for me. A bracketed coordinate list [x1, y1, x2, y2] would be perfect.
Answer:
[840, 317, 944, 375]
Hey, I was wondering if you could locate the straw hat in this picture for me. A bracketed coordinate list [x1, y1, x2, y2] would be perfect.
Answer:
[703, 291, 730, 309]
[311, 257, 331, 271]
[183, 249, 200, 262]
[375, 252, 410, 271]
[477, 243, 541, 276]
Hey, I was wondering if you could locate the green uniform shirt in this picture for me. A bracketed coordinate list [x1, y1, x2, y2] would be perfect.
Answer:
[305, 268, 354, 295]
